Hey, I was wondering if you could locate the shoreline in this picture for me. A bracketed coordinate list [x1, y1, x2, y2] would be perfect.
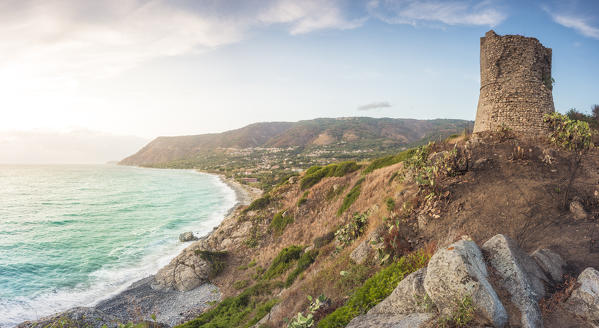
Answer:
[17, 169, 261, 328]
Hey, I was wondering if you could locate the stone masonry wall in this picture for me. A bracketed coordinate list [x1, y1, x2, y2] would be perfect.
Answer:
[473, 30, 555, 136]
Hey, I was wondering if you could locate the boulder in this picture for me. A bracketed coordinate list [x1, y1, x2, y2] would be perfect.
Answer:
[482, 234, 546, 328]
[350, 240, 372, 265]
[152, 244, 212, 291]
[424, 240, 507, 327]
[369, 268, 433, 315]
[531, 248, 566, 282]
[346, 313, 434, 328]
[179, 231, 198, 242]
[570, 200, 588, 220]
[565, 267, 599, 325]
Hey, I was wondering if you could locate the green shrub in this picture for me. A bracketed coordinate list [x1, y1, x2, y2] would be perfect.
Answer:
[313, 231, 336, 248]
[233, 280, 250, 290]
[297, 190, 310, 207]
[385, 197, 395, 212]
[362, 148, 416, 174]
[544, 112, 593, 153]
[285, 249, 319, 287]
[262, 246, 304, 280]
[269, 211, 294, 235]
[317, 250, 431, 328]
[334, 212, 368, 248]
[175, 282, 275, 328]
[195, 250, 228, 278]
[300, 162, 361, 190]
[337, 178, 364, 216]
[437, 296, 475, 328]
[244, 194, 272, 213]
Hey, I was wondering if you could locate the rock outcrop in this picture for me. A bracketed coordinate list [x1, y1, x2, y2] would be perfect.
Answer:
[565, 267, 599, 325]
[179, 231, 198, 242]
[531, 248, 566, 282]
[152, 243, 212, 291]
[482, 234, 545, 328]
[424, 239, 508, 327]
[369, 268, 431, 315]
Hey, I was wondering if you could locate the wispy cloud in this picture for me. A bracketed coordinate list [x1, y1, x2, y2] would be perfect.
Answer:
[366, 0, 506, 27]
[357, 101, 392, 111]
[549, 13, 599, 39]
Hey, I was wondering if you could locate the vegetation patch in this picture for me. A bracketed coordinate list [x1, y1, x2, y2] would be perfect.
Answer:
[269, 211, 294, 235]
[325, 184, 346, 201]
[544, 112, 593, 153]
[362, 148, 416, 174]
[337, 178, 364, 216]
[297, 190, 310, 207]
[244, 194, 272, 213]
[285, 249, 319, 287]
[233, 280, 250, 290]
[175, 282, 278, 328]
[195, 250, 228, 278]
[437, 296, 475, 328]
[262, 246, 304, 280]
[300, 161, 361, 190]
[313, 231, 336, 249]
[317, 249, 431, 328]
[335, 212, 368, 248]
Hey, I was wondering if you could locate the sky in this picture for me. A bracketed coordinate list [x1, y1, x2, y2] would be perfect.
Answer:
[0, 0, 598, 163]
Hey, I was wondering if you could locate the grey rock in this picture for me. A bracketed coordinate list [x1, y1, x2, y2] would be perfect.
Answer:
[152, 243, 212, 291]
[482, 234, 546, 328]
[370, 268, 433, 315]
[565, 267, 599, 325]
[570, 200, 588, 220]
[350, 240, 372, 265]
[346, 313, 434, 328]
[179, 231, 198, 242]
[531, 248, 566, 282]
[424, 239, 507, 328]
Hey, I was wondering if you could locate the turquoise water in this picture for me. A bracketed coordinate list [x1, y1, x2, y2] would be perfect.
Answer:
[0, 165, 236, 327]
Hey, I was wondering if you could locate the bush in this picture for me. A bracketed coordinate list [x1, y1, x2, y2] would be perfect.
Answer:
[300, 162, 361, 190]
[262, 246, 304, 280]
[313, 231, 336, 248]
[195, 250, 228, 278]
[362, 148, 416, 174]
[297, 190, 309, 207]
[334, 212, 368, 248]
[544, 112, 593, 153]
[269, 211, 294, 235]
[244, 194, 272, 213]
[285, 249, 319, 287]
[337, 178, 364, 216]
[233, 280, 250, 290]
[317, 250, 432, 328]
[385, 197, 395, 212]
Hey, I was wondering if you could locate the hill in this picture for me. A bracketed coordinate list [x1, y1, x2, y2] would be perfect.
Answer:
[120, 117, 472, 167]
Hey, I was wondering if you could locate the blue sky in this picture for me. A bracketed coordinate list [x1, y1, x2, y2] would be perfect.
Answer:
[0, 0, 598, 144]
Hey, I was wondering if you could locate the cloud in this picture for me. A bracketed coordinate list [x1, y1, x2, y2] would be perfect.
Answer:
[357, 101, 392, 111]
[549, 13, 599, 39]
[0, 0, 363, 82]
[366, 0, 506, 27]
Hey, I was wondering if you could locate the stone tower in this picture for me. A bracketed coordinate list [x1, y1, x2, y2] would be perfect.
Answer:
[473, 30, 555, 136]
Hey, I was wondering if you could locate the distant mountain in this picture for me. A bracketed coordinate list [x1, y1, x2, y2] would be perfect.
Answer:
[120, 117, 472, 166]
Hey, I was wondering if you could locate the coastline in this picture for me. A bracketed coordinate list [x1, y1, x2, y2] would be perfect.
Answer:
[16, 170, 261, 328]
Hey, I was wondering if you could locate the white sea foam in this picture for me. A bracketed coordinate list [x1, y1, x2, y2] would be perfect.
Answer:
[0, 167, 238, 328]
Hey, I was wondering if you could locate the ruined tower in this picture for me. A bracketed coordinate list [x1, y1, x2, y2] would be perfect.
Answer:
[473, 30, 555, 136]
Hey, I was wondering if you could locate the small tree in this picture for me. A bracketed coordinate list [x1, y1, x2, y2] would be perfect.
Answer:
[592, 104, 599, 121]
[544, 112, 594, 207]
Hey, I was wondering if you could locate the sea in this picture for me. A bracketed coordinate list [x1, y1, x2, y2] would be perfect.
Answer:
[0, 165, 236, 327]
